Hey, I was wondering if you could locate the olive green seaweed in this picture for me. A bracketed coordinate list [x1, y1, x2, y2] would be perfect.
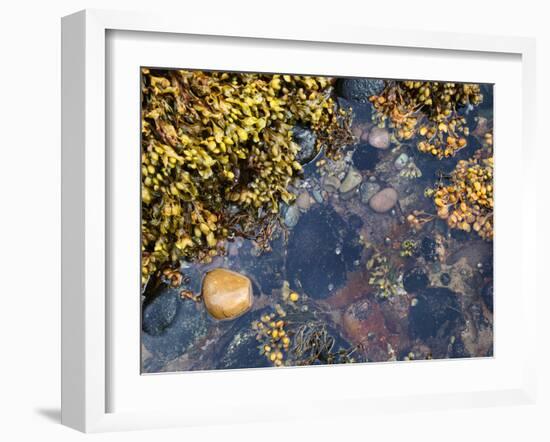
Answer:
[141, 69, 353, 286]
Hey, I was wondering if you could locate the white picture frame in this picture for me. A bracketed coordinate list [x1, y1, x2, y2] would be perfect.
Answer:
[61, 9, 537, 433]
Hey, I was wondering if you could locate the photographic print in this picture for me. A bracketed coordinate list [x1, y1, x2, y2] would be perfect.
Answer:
[140, 69, 493, 373]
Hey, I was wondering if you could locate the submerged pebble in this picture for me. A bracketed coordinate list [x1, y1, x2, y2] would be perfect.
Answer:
[440, 273, 451, 286]
[352, 143, 380, 171]
[339, 167, 362, 193]
[421, 237, 438, 262]
[368, 127, 391, 149]
[296, 191, 313, 212]
[292, 124, 318, 165]
[201, 268, 253, 320]
[360, 182, 381, 204]
[312, 188, 324, 203]
[394, 153, 409, 170]
[369, 187, 398, 213]
[323, 175, 341, 193]
[284, 204, 301, 227]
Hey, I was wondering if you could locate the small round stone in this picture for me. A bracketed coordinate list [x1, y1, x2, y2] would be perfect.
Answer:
[368, 127, 391, 149]
[201, 268, 253, 320]
[440, 273, 451, 286]
[339, 167, 362, 193]
[368, 187, 398, 213]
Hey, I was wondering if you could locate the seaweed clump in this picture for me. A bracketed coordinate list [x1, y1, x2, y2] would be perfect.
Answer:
[366, 246, 404, 299]
[140, 69, 353, 286]
[425, 142, 493, 240]
[369, 81, 483, 158]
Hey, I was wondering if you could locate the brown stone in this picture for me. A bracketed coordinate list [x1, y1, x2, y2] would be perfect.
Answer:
[368, 127, 390, 149]
[201, 268, 253, 320]
[369, 187, 398, 213]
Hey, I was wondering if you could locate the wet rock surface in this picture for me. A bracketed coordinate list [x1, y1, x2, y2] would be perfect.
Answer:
[339, 167, 362, 193]
[336, 78, 386, 103]
[343, 298, 392, 362]
[287, 207, 350, 299]
[481, 281, 493, 312]
[215, 310, 271, 370]
[142, 288, 180, 336]
[409, 287, 463, 342]
[292, 124, 318, 165]
[360, 181, 381, 204]
[142, 297, 209, 372]
[421, 237, 438, 262]
[403, 267, 430, 293]
[352, 143, 380, 171]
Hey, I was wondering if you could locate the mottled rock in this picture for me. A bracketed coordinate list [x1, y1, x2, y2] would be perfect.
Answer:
[403, 267, 429, 293]
[323, 175, 341, 193]
[284, 204, 300, 227]
[312, 188, 324, 203]
[339, 167, 362, 193]
[343, 299, 391, 362]
[201, 268, 253, 320]
[368, 127, 390, 149]
[352, 143, 380, 171]
[296, 191, 312, 212]
[360, 182, 381, 204]
[335, 78, 386, 103]
[292, 124, 318, 165]
[394, 153, 409, 170]
[142, 289, 179, 336]
[368, 187, 398, 213]
[421, 237, 437, 262]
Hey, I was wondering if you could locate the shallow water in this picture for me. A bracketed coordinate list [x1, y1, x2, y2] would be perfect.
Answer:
[141, 75, 494, 373]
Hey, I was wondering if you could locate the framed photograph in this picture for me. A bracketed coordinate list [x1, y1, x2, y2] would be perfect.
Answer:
[61, 9, 537, 432]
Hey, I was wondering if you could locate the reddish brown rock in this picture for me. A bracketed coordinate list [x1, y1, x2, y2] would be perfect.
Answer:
[343, 298, 395, 362]
[343, 299, 398, 362]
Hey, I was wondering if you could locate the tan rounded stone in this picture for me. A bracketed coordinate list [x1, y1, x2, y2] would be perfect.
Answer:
[369, 187, 398, 213]
[368, 127, 390, 149]
[201, 268, 253, 320]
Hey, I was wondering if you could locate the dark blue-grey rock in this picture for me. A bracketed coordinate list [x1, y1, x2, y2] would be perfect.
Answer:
[409, 287, 462, 341]
[421, 237, 437, 262]
[141, 295, 209, 371]
[481, 281, 493, 312]
[336, 78, 386, 103]
[292, 124, 318, 165]
[440, 272, 451, 286]
[142, 289, 179, 336]
[403, 267, 429, 293]
[215, 310, 271, 370]
[287, 207, 348, 299]
[352, 143, 380, 171]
